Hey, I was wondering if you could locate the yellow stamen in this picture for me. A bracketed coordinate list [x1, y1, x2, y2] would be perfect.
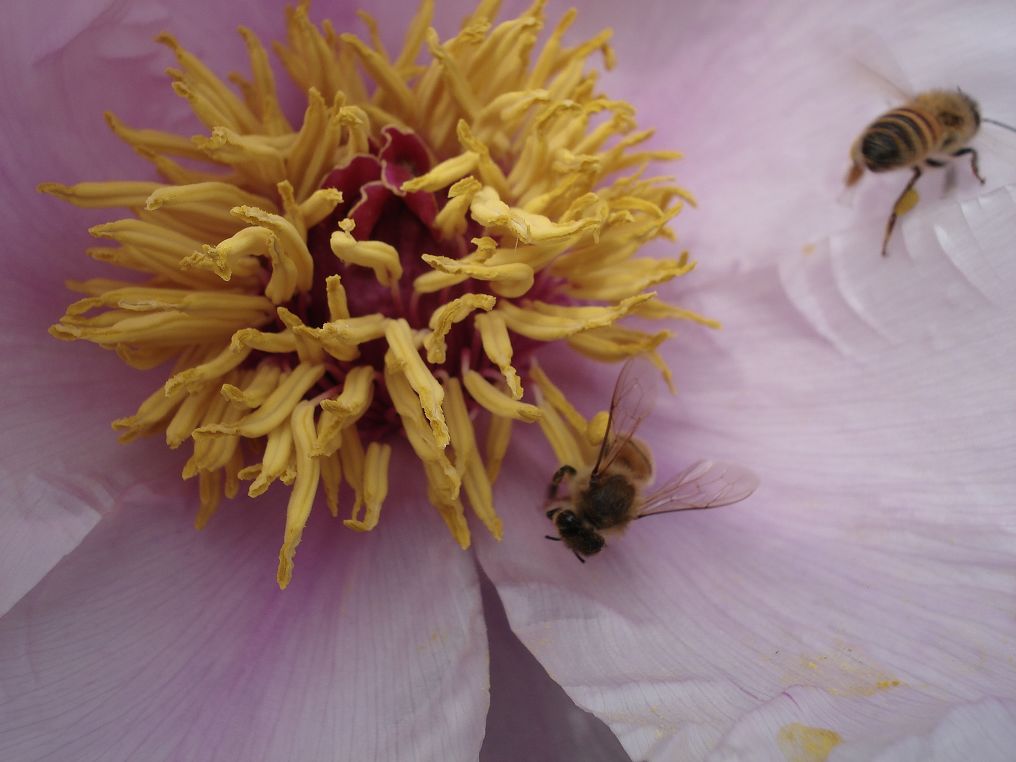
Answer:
[277, 401, 321, 589]
[46, 3, 700, 587]
[424, 294, 496, 364]
[195, 362, 325, 439]
[444, 377, 503, 539]
[330, 220, 404, 286]
[484, 413, 513, 484]
[474, 311, 523, 398]
[462, 370, 541, 422]
[315, 365, 375, 456]
[385, 319, 450, 448]
[420, 253, 533, 298]
[344, 441, 392, 532]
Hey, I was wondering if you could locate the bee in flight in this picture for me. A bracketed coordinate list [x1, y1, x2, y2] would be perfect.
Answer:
[845, 88, 1016, 256]
[544, 358, 759, 562]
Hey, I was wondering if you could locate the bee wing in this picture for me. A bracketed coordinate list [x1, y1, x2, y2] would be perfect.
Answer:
[834, 26, 916, 103]
[636, 460, 759, 518]
[591, 356, 659, 476]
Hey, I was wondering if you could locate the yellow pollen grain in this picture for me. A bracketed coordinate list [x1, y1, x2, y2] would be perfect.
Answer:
[586, 410, 610, 447]
[344, 441, 392, 532]
[424, 293, 496, 364]
[385, 319, 450, 448]
[462, 370, 541, 423]
[776, 724, 842, 762]
[895, 188, 920, 217]
[276, 401, 322, 589]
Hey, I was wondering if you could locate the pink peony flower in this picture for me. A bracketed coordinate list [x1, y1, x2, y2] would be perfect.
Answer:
[3, 1, 1016, 760]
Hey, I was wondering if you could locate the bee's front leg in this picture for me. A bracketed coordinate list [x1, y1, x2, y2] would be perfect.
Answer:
[547, 464, 576, 500]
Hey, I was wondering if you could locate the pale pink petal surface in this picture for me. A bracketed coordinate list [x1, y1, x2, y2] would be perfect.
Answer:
[0, 451, 489, 762]
[477, 2, 1016, 759]
[479, 182, 1016, 761]
[8, 0, 1015, 759]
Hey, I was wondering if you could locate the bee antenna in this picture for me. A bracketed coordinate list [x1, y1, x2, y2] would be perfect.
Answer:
[545, 535, 561, 542]
[983, 117, 1016, 134]
[573, 551, 586, 564]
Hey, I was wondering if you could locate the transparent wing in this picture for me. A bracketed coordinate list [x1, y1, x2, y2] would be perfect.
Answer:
[591, 356, 659, 476]
[636, 460, 759, 518]
[831, 25, 915, 103]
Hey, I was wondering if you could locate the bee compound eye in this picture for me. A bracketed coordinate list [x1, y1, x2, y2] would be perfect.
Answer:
[557, 510, 581, 531]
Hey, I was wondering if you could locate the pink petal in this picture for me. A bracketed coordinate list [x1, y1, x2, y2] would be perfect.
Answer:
[478, 182, 1016, 759]
[0, 454, 489, 761]
[573, 0, 1016, 268]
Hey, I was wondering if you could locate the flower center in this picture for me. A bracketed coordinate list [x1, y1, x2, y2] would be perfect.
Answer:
[44, 2, 716, 588]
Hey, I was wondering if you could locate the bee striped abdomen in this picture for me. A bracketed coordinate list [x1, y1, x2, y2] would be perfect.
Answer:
[861, 107, 942, 171]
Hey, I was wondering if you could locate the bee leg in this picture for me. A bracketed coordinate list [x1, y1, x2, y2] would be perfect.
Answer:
[924, 158, 946, 168]
[544, 535, 561, 542]
[548, 464, 576, 499]
[573, 551, 586, 564]
[883, 167, 922, 257]
[951, 147, 985, 184]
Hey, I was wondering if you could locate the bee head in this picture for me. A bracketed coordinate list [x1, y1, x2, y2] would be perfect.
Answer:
[957, 88, 981, 127]
[555, 510, 605, 556]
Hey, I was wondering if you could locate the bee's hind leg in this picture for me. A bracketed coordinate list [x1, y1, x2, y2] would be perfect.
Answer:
[883, 166, 922, 257]
[951, 147, 985, 184]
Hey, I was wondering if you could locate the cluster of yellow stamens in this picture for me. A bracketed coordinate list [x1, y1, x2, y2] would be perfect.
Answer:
[45, 0, 713, 587]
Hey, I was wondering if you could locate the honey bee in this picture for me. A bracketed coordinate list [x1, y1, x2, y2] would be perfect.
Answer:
[544, 358, 759, 561]
[845, 88, 1016, 256]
